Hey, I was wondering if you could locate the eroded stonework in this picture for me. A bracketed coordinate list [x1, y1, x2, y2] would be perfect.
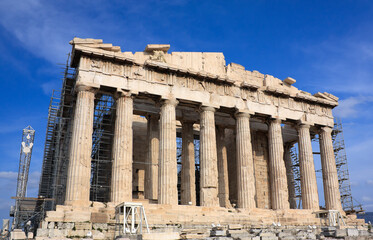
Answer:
[35, 38, 367, 240]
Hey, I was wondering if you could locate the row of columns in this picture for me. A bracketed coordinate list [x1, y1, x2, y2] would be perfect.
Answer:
[64, 86, 342, 212]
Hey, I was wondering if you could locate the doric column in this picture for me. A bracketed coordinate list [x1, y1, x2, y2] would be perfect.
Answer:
[145, 114, 159, 200]
[319, 126, 343, 211]
[199, 106, 219, 207]
[158, 99, 178, 205]
[65, 85, 96, 206]
[297, 123, 319, 210]
[110, 91, 133, 203]
[180, 121, 196, 205]
[235, 112, 256, 209]
[268, 118, 289, 210]
[283, 143, 297, 209]
[216, 126, 230, 208]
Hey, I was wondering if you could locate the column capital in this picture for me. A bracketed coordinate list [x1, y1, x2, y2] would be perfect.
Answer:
[200, 105, 216, 113]
[296, 122, 311, 130]
[235, 110, 252, 118]
[270, 117, 282, 124]
[75, 83, 99, 94]
[319, 126, 333, 134]
[114, 90, 133, 99]
[162, 98, 179, 107]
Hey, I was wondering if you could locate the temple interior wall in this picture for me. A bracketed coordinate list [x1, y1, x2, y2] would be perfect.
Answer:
[132, 116, 147, 199]
[252, 131, 271, 209]
[226, 128, 237, 205]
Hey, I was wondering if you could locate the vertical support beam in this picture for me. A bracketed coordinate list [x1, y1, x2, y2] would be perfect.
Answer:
[145, 114, 159, 200]
[235, 112, 256, 209]
[297, 123, 319, 210]
[216, 126, 231, 208]
[181, 121, 196, 205]
[110, 91, 133, 203]
[199, 106, 219, 207]
[283, 143, 297, 209]
[65, 85, 96, 206]
[319, 126, 343, 211]
[268, 118, 289, 210]
[158, 99, 178, 205]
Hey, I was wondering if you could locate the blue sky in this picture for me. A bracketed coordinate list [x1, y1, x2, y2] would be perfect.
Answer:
[0, 0, 373, 221]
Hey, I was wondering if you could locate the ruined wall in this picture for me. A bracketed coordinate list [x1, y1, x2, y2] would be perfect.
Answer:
[226, 128, 237, 205]
[132, 116, 148, 198]
[252, 131, 271, 209]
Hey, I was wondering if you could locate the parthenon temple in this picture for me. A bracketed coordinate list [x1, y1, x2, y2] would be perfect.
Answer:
[35, 38, 365, 239]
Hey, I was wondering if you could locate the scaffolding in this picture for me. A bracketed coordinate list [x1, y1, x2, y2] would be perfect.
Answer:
[332, 118, 364, 214]
[289, 118, 363, 213]
[289, 145, 302, 209]
[38, 55, 76, 210]
[38, 56, 118, 207]
[90, 94, 116, 202]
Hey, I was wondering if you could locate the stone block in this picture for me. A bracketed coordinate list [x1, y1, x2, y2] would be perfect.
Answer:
[278, 237, 295, 240]
[335, 229, 347, 237]
[228, 224, 242, 230]
[67, 229, 87, 238]
[260, 237, 278, 240]
[260, 232, 276, 237]
[62, 222, 74, 229]
[47, 221, 55, 229]
[306, 232, 316, 240]
[36, 228, 49, 237]
[142, 232, 180, 240]
[211, 229, 225, 236]
[10, 229, 26, 239]
[91, 212, 109, 223]
[48, 229, 65, 238]
[45, 210, 65, 221]
[359, 230, 369, 236]
[347, 228, 359, 236]
[64, 211, 91, 222]
[75, 222, 92, 230]
[278, 231, 294, 240]
[92, 230, 106, 239]
[40, 221, 48, 229]
[93, 223, 108, 231]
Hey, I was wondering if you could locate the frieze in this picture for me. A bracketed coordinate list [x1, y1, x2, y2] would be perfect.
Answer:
[79, 57, 335, 119]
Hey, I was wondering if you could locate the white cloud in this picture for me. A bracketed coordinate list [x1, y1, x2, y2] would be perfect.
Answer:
[366, 180, 373, 186]
[296, 26, 373, 95]
[0, 171, 17, 180]
[41, 81, 60, 95]
[333, 96, 373, 119]
[362, 196, 373, 202]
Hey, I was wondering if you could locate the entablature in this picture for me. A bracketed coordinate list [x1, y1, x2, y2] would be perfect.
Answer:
[70, 38, 338, 127]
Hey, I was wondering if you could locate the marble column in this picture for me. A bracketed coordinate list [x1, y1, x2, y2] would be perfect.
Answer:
[199, 106, 219, 207]
[216, 126, 230, 208]
[158, 99, 178, 205]
[65, 85, 96, 206]
[235, 112, 256, 209]
[297, 123, 319, 210]
[145, 114, 159, 200]
[268, 118, 289, 210]
[283, 143, 297, 209]
[319, 126, 343, 211]
[110, 92, 133, 203]
[181, 121, 196, 205]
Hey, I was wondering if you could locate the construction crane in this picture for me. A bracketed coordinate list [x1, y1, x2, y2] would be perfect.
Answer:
[11, 126, 35, 229]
